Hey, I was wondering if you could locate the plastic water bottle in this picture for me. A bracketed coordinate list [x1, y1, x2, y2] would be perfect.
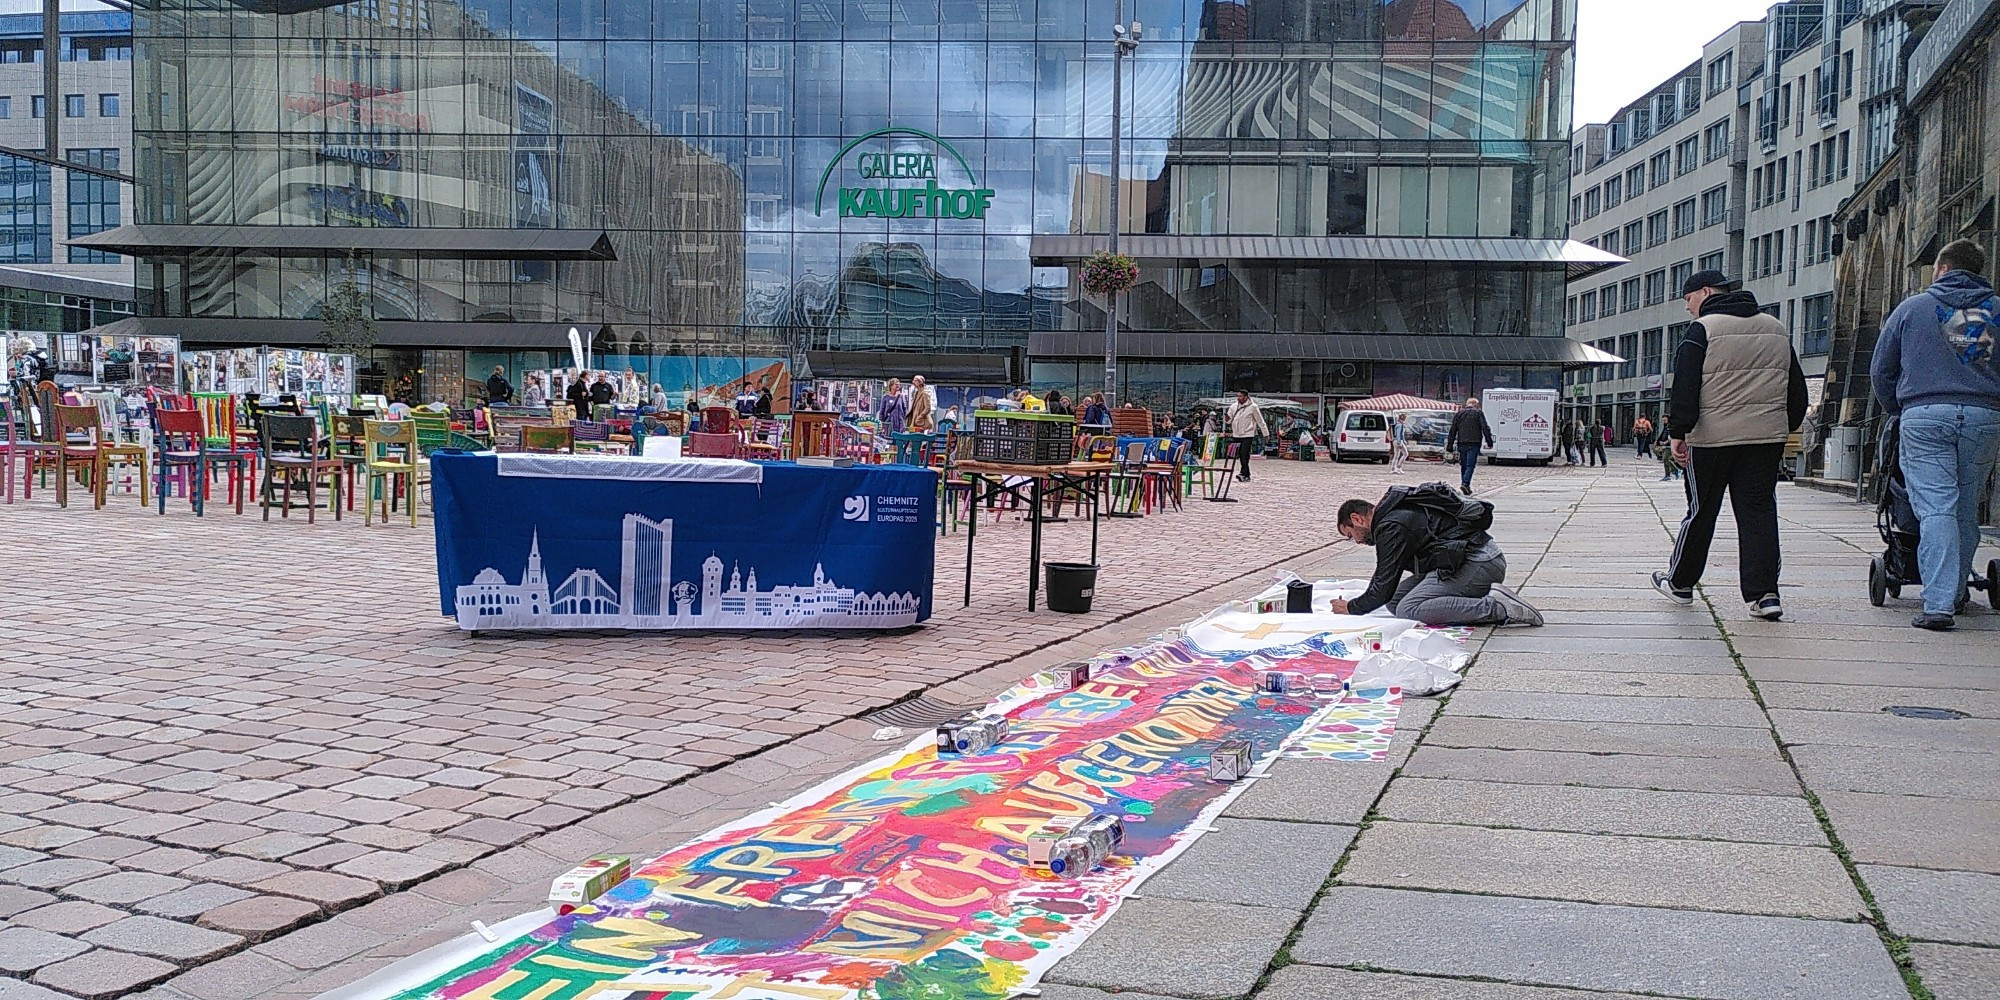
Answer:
[1075, 813, 1125, 860]
[1046, 836, 1096, 877]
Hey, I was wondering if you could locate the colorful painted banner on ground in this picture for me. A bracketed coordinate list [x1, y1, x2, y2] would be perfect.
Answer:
[372, 623, 1395, 1000]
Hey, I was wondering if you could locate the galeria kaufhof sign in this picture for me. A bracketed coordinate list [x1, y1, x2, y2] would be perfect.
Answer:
[814, 126, 995, 220]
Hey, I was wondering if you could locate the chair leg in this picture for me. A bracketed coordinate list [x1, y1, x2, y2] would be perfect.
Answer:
[408, 472, 418, 528]
[94, 456, 107, 510]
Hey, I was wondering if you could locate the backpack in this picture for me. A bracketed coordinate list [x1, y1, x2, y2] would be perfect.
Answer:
[1934, 293, 1997, 365]
[1381, 482, 1494, 540]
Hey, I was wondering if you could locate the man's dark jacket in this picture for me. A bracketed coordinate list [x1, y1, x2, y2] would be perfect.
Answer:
[1348, 490, 1485, 615]
[1445, 408, 1494, 453]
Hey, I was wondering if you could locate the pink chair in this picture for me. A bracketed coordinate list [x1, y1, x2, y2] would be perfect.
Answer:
[1, 397, 55, 503]
[686, 432, 742, 458]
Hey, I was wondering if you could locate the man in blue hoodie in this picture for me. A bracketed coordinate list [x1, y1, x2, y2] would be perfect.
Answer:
[1872, 238, 2000, 631]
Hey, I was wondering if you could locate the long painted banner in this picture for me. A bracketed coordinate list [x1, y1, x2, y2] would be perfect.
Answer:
[369, 615, 1416, 1000]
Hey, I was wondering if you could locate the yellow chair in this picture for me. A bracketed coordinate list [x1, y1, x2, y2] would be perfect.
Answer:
[362, 419, 427, 527]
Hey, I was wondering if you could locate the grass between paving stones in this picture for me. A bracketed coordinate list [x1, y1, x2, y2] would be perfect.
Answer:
[1643, 485, 1935, 1000]
[1237, 473, 1588, 1000]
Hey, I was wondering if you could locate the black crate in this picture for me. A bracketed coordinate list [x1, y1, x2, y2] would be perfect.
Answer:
[970, 411, 1076, 465]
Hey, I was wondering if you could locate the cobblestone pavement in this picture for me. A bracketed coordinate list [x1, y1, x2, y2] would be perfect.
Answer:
[0, 454, 1563, 998]
[281, 457, 1993, 1000]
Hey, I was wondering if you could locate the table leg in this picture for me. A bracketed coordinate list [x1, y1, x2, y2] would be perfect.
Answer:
[1089, 473, 1100, 563]
[1028, 475, 1043, 612]
[963, 474, 979, 607]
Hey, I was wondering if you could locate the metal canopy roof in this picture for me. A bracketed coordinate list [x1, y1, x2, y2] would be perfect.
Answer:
[90, 317, 599, 350]
[1029, 235, 1627, 280]
[1028, 331, 1624, 368]
[68, 225, 618, 262]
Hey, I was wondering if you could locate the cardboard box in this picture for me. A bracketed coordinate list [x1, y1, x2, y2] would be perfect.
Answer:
[548, 854, 631, 913]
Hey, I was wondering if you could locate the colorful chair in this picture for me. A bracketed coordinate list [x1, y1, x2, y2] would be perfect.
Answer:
[0, 396, 54, 503]
[53, 402, 148, 509]
[520, 425, 575, 454]
[152, 407, 246, 516]
[257, 413, 341, 523]
[329, 414, 372, 512]
[363, 419, 425, 527]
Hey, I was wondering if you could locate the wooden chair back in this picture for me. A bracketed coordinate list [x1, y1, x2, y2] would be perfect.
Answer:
[520, 425, 575, 454]
[702, 406, 735, 435]
[54, 402, 103, 445]
[154, 408, 206, 454]
[686, 431, 740, 458]
[363, 419, 417, 468]
[259, 413, 322, 459]
[1109, 407, 1152, 438]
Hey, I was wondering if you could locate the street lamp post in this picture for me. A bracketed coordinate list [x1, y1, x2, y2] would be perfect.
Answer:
[1104, 5, 1140, 410]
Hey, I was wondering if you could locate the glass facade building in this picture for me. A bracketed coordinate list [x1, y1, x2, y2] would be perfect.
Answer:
[111, 0, 1608, 414]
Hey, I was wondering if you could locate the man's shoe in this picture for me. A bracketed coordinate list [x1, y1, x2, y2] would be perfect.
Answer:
[1748, 594, 1784, 620]
[1914, 613, 1955, 631]
[1460, 485, 1474, 496]
[1652, 571, 1694, 606]
[1489, 585, 1544, 627]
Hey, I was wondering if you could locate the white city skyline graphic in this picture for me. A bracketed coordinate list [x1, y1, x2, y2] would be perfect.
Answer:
[454, 515, 922, 631]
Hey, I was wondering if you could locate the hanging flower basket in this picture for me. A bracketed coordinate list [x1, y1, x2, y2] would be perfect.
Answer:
[1081, 251, 1140, 297]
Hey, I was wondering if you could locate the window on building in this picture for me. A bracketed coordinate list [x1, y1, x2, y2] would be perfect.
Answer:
[1600, 284, 1620, 317]
[1708, 52, 1733, 95]
[1599, 230, 1619, 251]
[0, 151, 51, 263]
[0, 97, 11, 120]
[1778, 228, 1789, 276]
[1650, 151, 1673, 188]
[1623, 221, 1643, 256]
[62, 94, 82, 119]
[1671, 259, 1695, 295]
[1625, 165, 1646, 197]
[1704, 119, 1731, 162]
[1775, 157, 1788, 203]
[1700, 184, 1728, 227]
[1579, 291, 1598, 322]
[1672, 198, 1696, 238]
[1843, 50, 1854, 100]
[1583, 187, 1600, 218]
[30, 95, 43, 119]
[1838, 130, 1850, 178]
[1675, 136, 1700, 175]
[1801, 292, 1833, 355]
[1646, 210, 1669, 247]
[1699, 250, 1725, 273]
[1623, 278, 1642, 313]
[1566, 295, 1578, 326]
[1805, 218, 1819, 265]
[1644, 269, 1668, 306]
[1573, 143, 1585, 175]
[1619, 333, 1640, 380]
[1809, 144, 1822, 189]
[1605, 176, 1622, 209]
[1643, 328, 1665, 376]
[65, 148, 118, 263]
[1751, 166, 1764, 207]
[1570, 195, 1581, 225]
[98, 93, 117, 118]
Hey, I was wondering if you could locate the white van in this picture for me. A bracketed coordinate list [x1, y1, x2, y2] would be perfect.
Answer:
[1331, 410, 1392, 463]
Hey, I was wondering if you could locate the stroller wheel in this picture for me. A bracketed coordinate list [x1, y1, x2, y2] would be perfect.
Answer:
[1989, 560, 2000, 611]
[1869, 557, 1888, 608]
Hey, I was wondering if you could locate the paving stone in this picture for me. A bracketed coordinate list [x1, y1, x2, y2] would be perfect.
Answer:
[1771, 709, 2000, 754]
[0, 845, 50, 870]
[253, 870, 380, 907]
[1259, 966, 1663, 999]
[332, 775, 429, 799]
[222, 831, 327, 861]
[0, 926, 90, 972]
[1294, 886, 1908, 1000]
[1376, 777, 1826, 845]
[1910, 942, 2000, 1000]
[248, 915, 390, 971]
[1424, 716, 1781, 757]
[1044, 896, 1297, 999]
[158, 950, 299, 1000]
[66, 870, 190, 905]
[134, 883, 256, 920]
[1340, 822, 1863, 919]
[0, 858, 117, 890]
[333, 850, 453, 887]
[1139, 818, 1352, 910]
[179, 856, 291, 887]
[12, 900, 127, 934]
[1446, 690, 1769, 728]
[1819, 792, 2000, 873]
[1465, 667, 1751, 700]
[1860, 865, 2000, 946]
[196, 895, 321, 938]
[31, 949, 178, 999]
[1466, 649, 1742, 675]
[0, 884, 55, 918]
[0, 979, 70, 999]
[1791, 745, 2000, 801]
[84, 915, 243, 962]
[1402, 746, 1801, 795]
[1032, 988, 1181, 1000]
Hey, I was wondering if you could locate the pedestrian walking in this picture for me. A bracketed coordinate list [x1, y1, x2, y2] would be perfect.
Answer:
[878, 378, 909, 434]
[1225, 390, 1269, 482]
[1445, 398, 1494, 495]
[1559, 417, 1580, 465]
[1654, 270, 1809, 620]
[908, 375, 937, 433]
[1633, 414, 1654, 458]
[1390, 413, 1410, 474]
[1586, 417, 1608, 466]
[1654, 437, 1683, 481]
[1870, 238, 2000, 631]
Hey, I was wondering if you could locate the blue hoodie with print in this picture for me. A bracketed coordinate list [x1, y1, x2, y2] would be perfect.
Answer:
[1872, 269, 2000, 414]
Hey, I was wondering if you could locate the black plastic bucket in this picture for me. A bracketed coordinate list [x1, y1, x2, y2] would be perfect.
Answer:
[1044, 562, 1099, 613]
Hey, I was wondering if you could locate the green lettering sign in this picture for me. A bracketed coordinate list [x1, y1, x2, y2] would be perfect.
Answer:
[814, 127, 996, 220]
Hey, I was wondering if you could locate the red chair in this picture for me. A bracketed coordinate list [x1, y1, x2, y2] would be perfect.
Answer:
[686, 431, 742, 458]
[701, 406, 735, 436]
[0, 396, 54, 503]
[153, 407, 245, 516]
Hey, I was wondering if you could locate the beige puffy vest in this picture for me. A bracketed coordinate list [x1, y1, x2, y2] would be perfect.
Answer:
[1686, 311, 1793, 448]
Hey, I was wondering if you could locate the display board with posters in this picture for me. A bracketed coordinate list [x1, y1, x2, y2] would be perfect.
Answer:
[73, 334, 180, 390]
[182, 347, 355, 403]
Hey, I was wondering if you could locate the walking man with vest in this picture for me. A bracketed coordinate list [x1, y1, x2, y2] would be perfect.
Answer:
[1871, 239, 2000, 631]
[1226, 390, 1270, 482]
[1330, 483, 1544, 627]
[1446, 398, 1495, 495]
[1654, 270, 1809, 620]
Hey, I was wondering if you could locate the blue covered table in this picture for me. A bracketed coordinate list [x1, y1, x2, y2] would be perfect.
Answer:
[431, 452, 937, 632]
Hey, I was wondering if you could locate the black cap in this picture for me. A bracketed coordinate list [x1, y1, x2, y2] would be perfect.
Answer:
[1679, 269, 1740, 297]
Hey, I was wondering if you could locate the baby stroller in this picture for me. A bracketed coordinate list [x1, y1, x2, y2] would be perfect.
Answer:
[1868, 415, 2000, 608]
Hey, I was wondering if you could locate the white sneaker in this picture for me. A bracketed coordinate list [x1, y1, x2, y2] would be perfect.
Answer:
[1651, 571, 1693, 606]
[1489, 585, 1544, 627]
[1748, 594, 1783, 620]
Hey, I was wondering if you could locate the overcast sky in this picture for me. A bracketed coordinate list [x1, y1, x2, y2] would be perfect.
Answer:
[1574, 0, 1782, 127]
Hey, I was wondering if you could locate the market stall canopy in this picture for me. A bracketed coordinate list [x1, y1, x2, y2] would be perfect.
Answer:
[1029, 235, 1627, 281]
[1030, 332, 1625, 369]
[67, 225, 618, 261]
[89, 317, 602, 350]
[1338, 393, 1461, 412]
[1195, 396, 1313, 414]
